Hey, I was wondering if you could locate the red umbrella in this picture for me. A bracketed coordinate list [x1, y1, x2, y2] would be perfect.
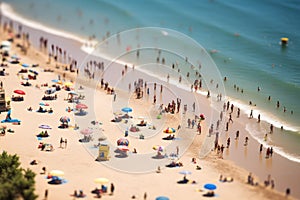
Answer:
[76, 103, 88, 110]
[14, 89, 26, 95]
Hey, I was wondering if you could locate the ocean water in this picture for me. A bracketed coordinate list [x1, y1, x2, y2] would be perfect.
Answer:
[1, 0, 300, 162]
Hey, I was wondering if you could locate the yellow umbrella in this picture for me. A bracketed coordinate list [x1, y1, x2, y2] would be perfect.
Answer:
[94, 177, 109, 185]
[49, 170, 64, 177]
[64, 82, 73, 87]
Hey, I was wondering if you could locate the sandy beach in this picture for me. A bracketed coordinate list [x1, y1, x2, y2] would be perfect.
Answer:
[0, 10, 299, 200]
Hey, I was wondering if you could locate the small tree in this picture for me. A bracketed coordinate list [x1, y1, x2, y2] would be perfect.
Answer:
[0, 151, 38, 200]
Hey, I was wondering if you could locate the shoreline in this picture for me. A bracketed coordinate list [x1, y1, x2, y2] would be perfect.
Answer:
[0, 4, 299, 200]
[1, 2, 299, 134]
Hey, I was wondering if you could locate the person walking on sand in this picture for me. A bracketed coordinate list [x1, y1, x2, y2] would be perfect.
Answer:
[235, 131, 239, 140]
[237, 108, 240, 118]
[229, 114, 233, 123]
[270, 124, 273, 133]
[249, 110, 253, 118]
[244, 137, 249, 146]
[226, 137, 231, 148]
[44, 189, 48, 200]
[259, 144, 263, 154]
[110, 183, 115, 195]
[153, 95, 156, 104]
[64, 139, 67, 149]
[258, 114, 261, 123]
[60, 137, 64, 148]
[144, 192, 147, 200]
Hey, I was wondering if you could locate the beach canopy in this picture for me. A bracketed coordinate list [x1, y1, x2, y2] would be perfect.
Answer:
[94, 177, 109, 185]
[117, 138, 129, 146]
[121, 107, 132, 113]
[76, 103, 88, 110]
[179, 170, 192, 175]
[156, 196, 170, 200]
[49, 170, 64, 177]
[204, 183, 217, 190]
[80, 128, 93, 135]
[39, 124, 52, 129]
[163, 127, 176, 133]
[14, 89, 26, 95]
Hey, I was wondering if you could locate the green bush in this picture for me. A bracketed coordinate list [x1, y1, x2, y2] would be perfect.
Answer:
[0, 151, 37, 200]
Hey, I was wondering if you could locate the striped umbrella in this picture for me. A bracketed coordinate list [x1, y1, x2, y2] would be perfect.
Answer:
[117, 138, 129, 146]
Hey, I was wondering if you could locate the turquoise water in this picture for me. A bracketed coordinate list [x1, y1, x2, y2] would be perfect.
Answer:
[1, 0, 300, 161]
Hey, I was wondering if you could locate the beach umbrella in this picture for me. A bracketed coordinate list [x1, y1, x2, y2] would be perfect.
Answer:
[29, 69, 38, 75]
[163, 127, 176, 133]
[51, 79, 59, 83]
[121, 107, 132, 113]
[21, 63, 30, 68]
[179, 170, 192, 175]
[60, 116, 70, 124]
[80, 128, 93, 135]
[153, 145, 164, 152]
[68, 91, 78, 95]
[64, 82, 73, 87]
[94, 178, 109, 185]
[49, 170, 64, 177]
[11, 55, 20, 60]
[39, 124, 52, 129]
[204, 183, 217, 190]
[14, 89, 25, 95]
[45, 87, 56, 94]
[117, 145, 130, 152]
[117, 138, 129, 146]
[156, 196, 170, 200]
[76, 103, 88, 110]
[39, 102, 50, 106]
[1, 40, 11, 47]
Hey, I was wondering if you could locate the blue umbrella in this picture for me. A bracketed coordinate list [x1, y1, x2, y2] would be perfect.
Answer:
[156, 196, 169, 200]
[52, 79, 59, 83]
[121, 107, 132, 113]
[22, 63, 30, 68]
[179, 170, 192, 175]
[204, 183, 217, 190]
[39, 124, 52, 129]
